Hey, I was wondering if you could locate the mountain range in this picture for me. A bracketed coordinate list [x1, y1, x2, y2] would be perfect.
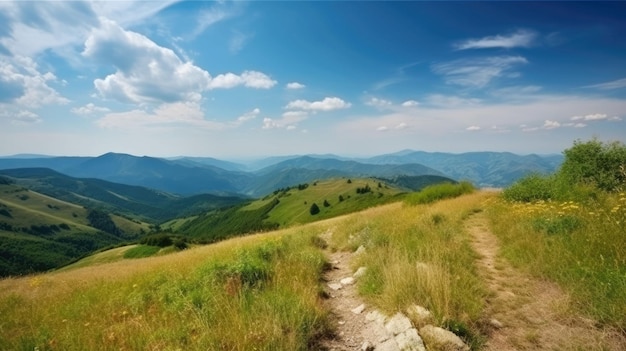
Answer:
[0, 150, 563, 196]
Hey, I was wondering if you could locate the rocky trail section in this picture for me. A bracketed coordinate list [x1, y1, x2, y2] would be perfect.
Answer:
[467, 212, 626, 350]
[318, 232, 469, 351]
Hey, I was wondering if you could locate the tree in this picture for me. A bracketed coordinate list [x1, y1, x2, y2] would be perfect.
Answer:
[309, 203, 320, 215]
[559, 138, 626, 191]
[347, 179, 352, 184]
[338, 195, 344, 202]
[323, 199, 330, 207]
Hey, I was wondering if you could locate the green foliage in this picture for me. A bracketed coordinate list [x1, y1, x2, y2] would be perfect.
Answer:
[503, 139, 626, 203]
[0, 176, 13, 185]
[356, 184, 372, 194]
[180, 198, 280, 242]
[309, 203, 320, 215]
[405, 181, 475, 205]
[140, 233, 173, 247]
[502, 173, 556, 202]
[87, 209, 122, 236]
[123, 245, 161, 259]
[560, 138, 626, 192]
[323, 199, 330, 207]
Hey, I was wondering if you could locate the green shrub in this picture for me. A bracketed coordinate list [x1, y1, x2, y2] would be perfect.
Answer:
[405, 181, 475, 205]
[123, 245, 160, 259]
[502, 173, 555, 202]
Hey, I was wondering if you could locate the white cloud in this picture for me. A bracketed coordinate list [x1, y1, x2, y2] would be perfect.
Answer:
[71, 103, 110, 115]
[571, 113, 607, 121]
[209, 71, 277, 89]
[584, 77, 626, 90]
[262, 111, 309, 130]
[84, 18, 212, 104]
[84, 19, 275, 104]
[432, 56, 528, 88]
[0, 110, 41, 125]
[395, 122, 408, 129]
[286, 82, 306, 89]
[96, 102, 222, 129]
[236, 108, 260, 123]
[543, 120, 560, 129]
[466, 126, 481, 131]
[377, 126, 389, 132]
[0, 55, 69, 108]
[285, 97, 351, 111]
[609, 116, 622, 121]
[366, 97, 392, 108]
[454, 29, 537, 50]
[401, 100, 419, 107]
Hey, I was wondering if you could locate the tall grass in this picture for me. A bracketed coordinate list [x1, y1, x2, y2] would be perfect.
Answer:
[404, 181, 475, 205]
[487, 193, 626, 330]
[0, 227, 331, 350]
[328, 192, 493, 348]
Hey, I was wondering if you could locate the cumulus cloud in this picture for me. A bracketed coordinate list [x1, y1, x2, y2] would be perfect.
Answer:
[466, 125, 481, 131]
[401, 100, 419, 107]
[83, 19, 275, 104]
[0, 55, 69, 108]
[285, 97, 351, 111]
[84, 18, 211, 104]
[71, 103, 110, 115]
[432, 56, 528, 88]
[377, 126, 389, 132]
[543, 120, 560, 129]
[286, 82, 306, 89]
[262, 111, 309, 130]
[209, 71, 276, 89]
[454, 29, 537, 50]
[365, 97, 392, 108]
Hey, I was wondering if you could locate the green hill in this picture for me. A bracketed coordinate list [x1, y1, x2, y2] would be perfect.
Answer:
[0, 181, 150, 276]
[177, 178, 408, 241]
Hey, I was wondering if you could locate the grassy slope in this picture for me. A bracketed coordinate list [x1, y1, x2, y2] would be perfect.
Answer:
[1, 189, 622, 349]
[244, 178, 405, 226]
[0, 184, 151, 276]
[0, 191, 490, 350]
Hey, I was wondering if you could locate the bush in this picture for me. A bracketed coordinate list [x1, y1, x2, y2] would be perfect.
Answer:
[140, 234, 173, 247]
[559, 138, 626, 192]
[405, 181, 475, 205]
[502, 173, 555, 202]
[309, 203, 320, 215]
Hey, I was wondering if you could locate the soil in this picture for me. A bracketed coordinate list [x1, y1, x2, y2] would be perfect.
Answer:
[467, 212, 626, 350]
[316, 214, 626, 350]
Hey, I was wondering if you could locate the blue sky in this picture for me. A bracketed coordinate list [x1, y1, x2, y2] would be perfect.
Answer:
[1, 1, 625, 158]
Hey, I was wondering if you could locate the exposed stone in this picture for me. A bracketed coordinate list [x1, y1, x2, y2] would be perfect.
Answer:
[406, 305, 434, 327]
[489, 318, 504, 329]
[341, 277, 355, 285]
[355, 245, 366, 255]
[366, 310, 386, 323]
[354, 266, 368, 278]
[385, 313, 413, 336]
[395, 328, 426, 351]
[351, 304, 366, 314]
[328, 283, 343, 291]
[375, 338, 401, 351]
[362, 341, 375, 351]
[419, 325, 470, 351]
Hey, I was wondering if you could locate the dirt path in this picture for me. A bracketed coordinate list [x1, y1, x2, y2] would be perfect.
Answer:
[466, 213, 626, 350]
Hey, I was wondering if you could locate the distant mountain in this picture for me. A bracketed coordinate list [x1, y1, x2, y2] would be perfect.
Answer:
[245, 156, 444, 196]
[0, 168, 245, 221]
[0, 150, 562, 195]
[168, 156, 247, 172]
[362, 151, 563, 187]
